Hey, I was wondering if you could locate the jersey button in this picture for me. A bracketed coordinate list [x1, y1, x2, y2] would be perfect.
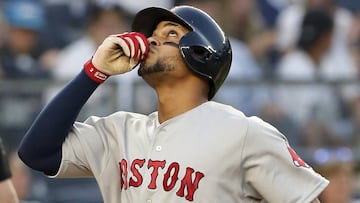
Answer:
[155, 145, 162, 152]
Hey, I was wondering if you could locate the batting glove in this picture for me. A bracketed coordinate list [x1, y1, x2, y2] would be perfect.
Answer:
[90, 32, 149, 76]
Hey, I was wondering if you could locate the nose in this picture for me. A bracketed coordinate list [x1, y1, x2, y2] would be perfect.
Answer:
[148, 36, 160, 46]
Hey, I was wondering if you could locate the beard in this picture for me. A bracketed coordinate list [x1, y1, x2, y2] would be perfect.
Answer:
[138, 56, 177, 76]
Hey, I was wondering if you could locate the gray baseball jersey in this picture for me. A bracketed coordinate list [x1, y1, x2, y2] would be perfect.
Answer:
[51, 101, 328, 203]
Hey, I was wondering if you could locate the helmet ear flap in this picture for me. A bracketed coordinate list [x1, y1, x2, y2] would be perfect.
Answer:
[192, 46, 212, 61]
[180, 45, 211, 79]
[179, 31, 212, 72]
[188, 46, 211, 63]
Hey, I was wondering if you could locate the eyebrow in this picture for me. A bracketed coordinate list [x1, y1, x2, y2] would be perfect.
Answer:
[163, 22, 190, 33]
[163, 22, 182, 28]
[152, 21, 188, 36]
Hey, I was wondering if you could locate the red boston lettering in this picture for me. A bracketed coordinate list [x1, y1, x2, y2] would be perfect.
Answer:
[118, 159, 204, 201]
[119, 159, 128, 189]
[147, 159, 166, 189]
[163, 162, 179, 191]
[176, 167, 205, 201]
[129, 159, 145, 187]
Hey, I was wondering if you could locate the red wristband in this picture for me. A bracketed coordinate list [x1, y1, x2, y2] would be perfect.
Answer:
[84, 60, 109, 84]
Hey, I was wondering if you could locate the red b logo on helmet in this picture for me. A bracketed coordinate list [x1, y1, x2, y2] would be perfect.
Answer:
[287, 146, 310, 168]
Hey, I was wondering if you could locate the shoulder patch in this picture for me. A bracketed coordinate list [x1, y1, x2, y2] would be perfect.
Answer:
[287, 145, 310, 168]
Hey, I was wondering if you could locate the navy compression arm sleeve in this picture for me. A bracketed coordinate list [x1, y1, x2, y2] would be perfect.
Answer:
[18, 69, 100, 175]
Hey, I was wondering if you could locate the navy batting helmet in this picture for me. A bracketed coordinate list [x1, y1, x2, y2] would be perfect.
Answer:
[132, 6, 232, 100]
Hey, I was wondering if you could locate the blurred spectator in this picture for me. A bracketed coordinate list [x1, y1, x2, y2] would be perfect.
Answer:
[51, 2, 130, 81]
[0, 7, 7, 48]
[312, 147, 358, 203]
[0, 137, 19, 203]
[222, 0, 277, 72]
[276, 8, 333, 80]
[35, 1, 92, 71]
[349, 12, 360, 77]
[257, 0, 288, 28]
[275, 0, 359, 81]
[9, 151, 46, 203]
[300, 120, 343, 149]
[274, 9, 342, 127]
[46, 2, 135, 117]
[39, 0, 90, 51]
[222, 0, 268, 45]
[217, 0, 284, 120]
[0, 0, 50, 79]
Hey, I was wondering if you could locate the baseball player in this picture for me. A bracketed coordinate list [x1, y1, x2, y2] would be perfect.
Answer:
[0, 137, 19, 203]
[18, 5, 328, 203]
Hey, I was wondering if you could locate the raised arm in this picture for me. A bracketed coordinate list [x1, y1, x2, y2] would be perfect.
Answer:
[18, 70, 100, 175]
[18, 32, 149, 175]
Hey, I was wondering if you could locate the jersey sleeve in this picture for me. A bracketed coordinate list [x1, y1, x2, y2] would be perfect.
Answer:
[241, 116, 329, 203]
[50, 115, 116, 178]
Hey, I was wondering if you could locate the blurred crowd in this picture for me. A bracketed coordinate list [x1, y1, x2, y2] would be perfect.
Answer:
[0, 0, 359, 202]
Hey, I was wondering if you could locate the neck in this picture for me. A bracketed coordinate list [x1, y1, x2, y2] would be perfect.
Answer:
[141, 68, 209, 123]
[157, 92, 207, 123]
[155, 80, 208, 123]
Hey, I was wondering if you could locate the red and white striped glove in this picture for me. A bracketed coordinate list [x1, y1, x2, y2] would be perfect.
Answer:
[87, 32, 149, 81]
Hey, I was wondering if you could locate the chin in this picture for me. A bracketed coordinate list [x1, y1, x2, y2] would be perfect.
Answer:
[138, 63, 151, 76]
[138, 59, 156, 76]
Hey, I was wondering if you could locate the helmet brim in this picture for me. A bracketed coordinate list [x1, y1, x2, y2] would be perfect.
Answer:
[132, 7, 192, 37]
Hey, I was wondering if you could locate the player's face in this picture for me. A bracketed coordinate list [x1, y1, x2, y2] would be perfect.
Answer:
[138, 21, 189, 76]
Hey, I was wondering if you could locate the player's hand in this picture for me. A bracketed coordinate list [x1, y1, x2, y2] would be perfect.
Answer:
[92, 32, 149, 75]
